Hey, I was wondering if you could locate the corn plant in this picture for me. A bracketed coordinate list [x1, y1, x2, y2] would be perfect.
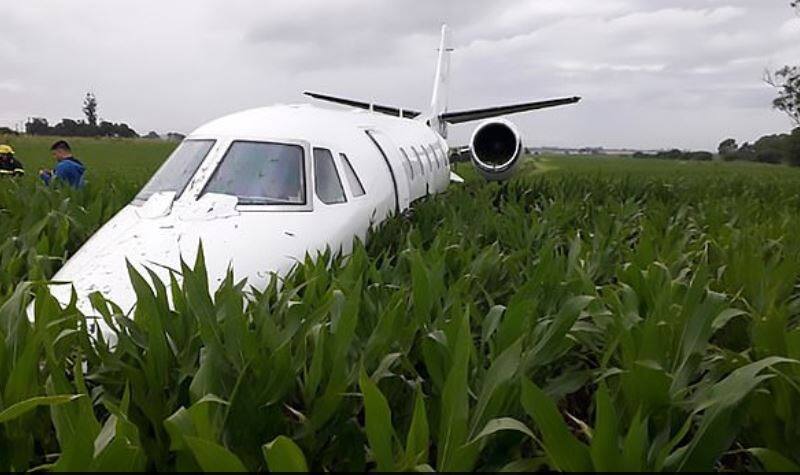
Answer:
[1, 156, 800, 471]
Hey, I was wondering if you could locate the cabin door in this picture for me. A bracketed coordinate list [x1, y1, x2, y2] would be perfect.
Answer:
[364, 129, 411, 213]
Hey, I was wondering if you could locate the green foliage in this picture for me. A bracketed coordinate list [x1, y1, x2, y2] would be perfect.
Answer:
[768, 65, 800, 126]
[713, 125, 800, 165]
[82, 92, 99, 128]
[263, 436, 309, 472]
[2, 153, 800, 471]
[0, 179, 138, 302]
[718, 138, 737, 156]
[0, 133, 177, 183]
[634, 149, 715, 162]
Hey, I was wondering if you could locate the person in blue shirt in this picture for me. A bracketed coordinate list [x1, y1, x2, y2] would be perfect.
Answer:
[39, 140, 86, 187]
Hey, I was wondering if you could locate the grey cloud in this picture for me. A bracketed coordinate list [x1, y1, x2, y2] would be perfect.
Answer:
[0, 0, 797, 150]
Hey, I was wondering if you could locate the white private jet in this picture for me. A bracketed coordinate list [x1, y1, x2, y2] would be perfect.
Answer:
[47, 25, 579, 335]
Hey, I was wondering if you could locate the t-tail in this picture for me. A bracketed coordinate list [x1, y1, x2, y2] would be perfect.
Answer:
[304, 23, 581, 180]
[428, 24, 452, 138]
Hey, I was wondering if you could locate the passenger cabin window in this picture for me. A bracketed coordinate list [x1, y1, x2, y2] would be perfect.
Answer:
[429, 145, 440, 168]
[399, 148, 414, 179]
[339, 153, 365, 197]
[421, 146, 434, 171]
[136, 139, 215, 202]
[411, 147, 425, 174]
[313, 148, 347, 204]
[204, 141, 305, 205]
[409, 148, 421, 175]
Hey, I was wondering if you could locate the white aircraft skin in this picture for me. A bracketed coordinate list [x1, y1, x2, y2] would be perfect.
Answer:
[49, 106, 449, 315]
[43, 25, 580, 338]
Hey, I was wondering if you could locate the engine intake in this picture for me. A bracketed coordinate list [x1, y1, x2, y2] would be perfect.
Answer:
[469, 119, 523, 181]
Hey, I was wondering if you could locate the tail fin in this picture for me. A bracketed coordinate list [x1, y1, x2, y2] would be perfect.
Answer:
[428, 24, 452, 137]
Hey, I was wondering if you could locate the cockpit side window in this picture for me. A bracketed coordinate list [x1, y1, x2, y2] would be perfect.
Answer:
[340, 153, 366, 197]
[203, 140, 305, 205]
[313, 148, 347, 204]
[136, 139, 216, 202]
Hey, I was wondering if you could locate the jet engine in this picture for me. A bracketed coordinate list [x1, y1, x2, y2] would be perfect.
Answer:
[469, 118, 523, 181]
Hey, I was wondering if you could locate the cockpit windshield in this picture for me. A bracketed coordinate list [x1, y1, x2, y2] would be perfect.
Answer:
[203, 141, 305, 205]
[136, 139, 216, 202]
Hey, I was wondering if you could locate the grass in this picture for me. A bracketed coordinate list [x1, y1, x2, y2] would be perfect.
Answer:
[1, 142, 800, 471]
[538, 153, 800, 179]
[0, 134, 176, 185]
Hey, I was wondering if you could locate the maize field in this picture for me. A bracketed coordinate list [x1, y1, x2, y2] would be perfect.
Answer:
[1, 148, 800, 471]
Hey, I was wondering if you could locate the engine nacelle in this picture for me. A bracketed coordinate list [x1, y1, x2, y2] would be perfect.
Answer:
[469, 118, 523, 181]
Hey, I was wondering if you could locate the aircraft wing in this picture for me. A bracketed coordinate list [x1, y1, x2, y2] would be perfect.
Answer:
[303, 91, 421, 118]
[439, 96, 581, 124]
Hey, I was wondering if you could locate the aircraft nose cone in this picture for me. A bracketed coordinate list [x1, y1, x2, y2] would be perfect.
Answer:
[52, 232, 177, 312]
[41, 194, 303, 342]
[47, 207, 186, 324]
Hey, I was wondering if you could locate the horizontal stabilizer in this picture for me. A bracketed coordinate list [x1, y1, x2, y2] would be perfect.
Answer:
[440, 96, 581, 124]
[304, 91, 421, 118]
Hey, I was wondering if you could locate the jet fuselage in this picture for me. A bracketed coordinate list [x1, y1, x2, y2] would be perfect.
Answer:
[49, 104, 451, 325]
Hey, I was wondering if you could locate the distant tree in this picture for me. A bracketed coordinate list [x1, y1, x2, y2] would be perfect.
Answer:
[82, 92, 98, 127]
[718, 138, 738, 156]
[25, 117, 50, 135]
[687, 151, 713, 161]
[765, 2, 800, 125]
[716, 127, 800, 166]
[754, 133, 790, 160]
[98, 121, 115, 137]
[736, 142, 757, 162]
[24, 112, 139, 138]
[756, 149, 783, 164]
[166, 132, 186, 141]
[766, 67, 800, 126]
[0, 126, 19, 135]
[113, 123, 138, 138]
[53, 118, 92, 137]
[144, 131, 160, 139]
[658, 149, 683, 160]
[785, 127, 800, 166]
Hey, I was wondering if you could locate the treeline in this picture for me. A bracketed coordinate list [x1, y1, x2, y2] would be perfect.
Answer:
[634, 150, 714, 161]
[628, 128, 800, 166]
[18, 92, 185, 140]
[25, 117, 139, 138]
[718, 128, 800, 166]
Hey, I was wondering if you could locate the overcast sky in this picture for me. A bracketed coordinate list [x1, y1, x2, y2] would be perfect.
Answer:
[1, 0, 798, 150]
